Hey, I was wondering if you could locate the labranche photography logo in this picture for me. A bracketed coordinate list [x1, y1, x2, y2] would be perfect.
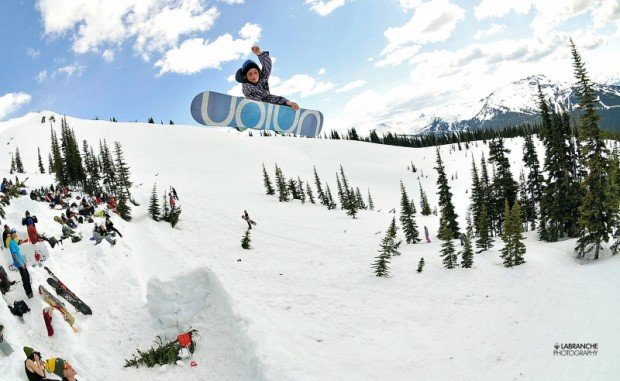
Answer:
[554, 342, 598, 356]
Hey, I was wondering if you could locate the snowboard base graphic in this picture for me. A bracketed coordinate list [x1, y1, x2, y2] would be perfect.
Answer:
[191, 91, 324, 137]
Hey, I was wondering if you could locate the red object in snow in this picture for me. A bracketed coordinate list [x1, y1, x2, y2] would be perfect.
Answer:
[190, 361, 197, 368]
[43, 307, 54, 336]
[177, 332, 192, 348]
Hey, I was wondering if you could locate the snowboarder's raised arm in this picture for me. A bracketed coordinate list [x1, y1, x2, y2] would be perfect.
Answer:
[253, 46, 273, 81]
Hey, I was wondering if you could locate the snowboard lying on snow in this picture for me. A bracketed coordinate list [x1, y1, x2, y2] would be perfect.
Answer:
[39, 285, 78, 333]
[191, 91, 324, 138]
[44, 267, 92, 315]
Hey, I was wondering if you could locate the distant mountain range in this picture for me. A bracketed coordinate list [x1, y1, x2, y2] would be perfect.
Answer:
[375, 74, 620, 135]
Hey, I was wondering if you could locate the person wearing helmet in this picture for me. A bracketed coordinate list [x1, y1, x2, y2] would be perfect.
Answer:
[235, 45, 299, 110]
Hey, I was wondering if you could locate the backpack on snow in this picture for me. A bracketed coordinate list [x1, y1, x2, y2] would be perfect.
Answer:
[8, 300, 30, 317]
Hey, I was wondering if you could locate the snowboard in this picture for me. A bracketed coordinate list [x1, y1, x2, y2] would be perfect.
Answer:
[44, 267, 92, 315]
[38, 285, 78, 332]
[191, 91, 324, 137]
[0, 330, 13, 356]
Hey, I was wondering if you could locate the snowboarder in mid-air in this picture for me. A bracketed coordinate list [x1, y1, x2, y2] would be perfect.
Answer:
[235, 45, 300, 111]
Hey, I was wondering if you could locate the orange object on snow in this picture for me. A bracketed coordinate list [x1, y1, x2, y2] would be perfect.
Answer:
[177, 332, 192, 347]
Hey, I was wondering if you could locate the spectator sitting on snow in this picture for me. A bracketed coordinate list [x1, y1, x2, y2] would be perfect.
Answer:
[2, 225, 10, 249]
[24, 347, 54, 381]
[107, 197, 118, 210]
[45, 357, 78, 381]
[93, 224, 116, 246]
[61, 215, 77, 229]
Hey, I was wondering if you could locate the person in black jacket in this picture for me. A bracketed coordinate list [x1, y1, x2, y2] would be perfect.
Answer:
[105, 217, 122, 238]
[2, 225, 10, 249]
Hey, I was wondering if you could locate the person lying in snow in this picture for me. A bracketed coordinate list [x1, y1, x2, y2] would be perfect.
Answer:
[235, 45, 299, 111]
[92, 224, 116, 246]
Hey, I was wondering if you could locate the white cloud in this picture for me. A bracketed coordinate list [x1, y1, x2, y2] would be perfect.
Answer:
[155, 23, 261, 75]
[474, 0, 533, 20]
[318, 68, 326, 75]
[378, 0, 465, 65]
[529, 1, 602, 36]
[335, 79, 366, 93]
[56, 63, 86, 78]
[102, 49, 115, 62]
[26, 47, 40, 58]
[272, 74, 335, 98]
[36, 0, 221, 65]
[398, 0, 421, 10]
[36, 70, 48, 83]
[593, 0, 620, 27]
[218, 0, 244, 3]
[305, 0, 353, 16]
[0, 93, 32, 120]
[473, 23, 506, 39]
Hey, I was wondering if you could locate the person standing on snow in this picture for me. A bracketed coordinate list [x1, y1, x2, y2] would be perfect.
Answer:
[22, 211, 39, 245]
[9, 229, 33, 298]
[424, 226, 431, 243]
[235, 45, 300, 110]
[242, 210, 256, 230]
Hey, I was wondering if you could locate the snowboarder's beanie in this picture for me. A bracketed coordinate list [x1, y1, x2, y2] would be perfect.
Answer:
[23, 346, 34, 357]
[45, 357, 66, 377]
[235, 60, 260, 83]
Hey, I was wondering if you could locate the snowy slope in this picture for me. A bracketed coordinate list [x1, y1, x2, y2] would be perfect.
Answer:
[0, 112, 618, 381]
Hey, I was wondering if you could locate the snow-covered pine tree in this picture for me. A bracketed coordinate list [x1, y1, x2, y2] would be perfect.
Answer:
[313, 166, 326, 205]
[274, 165, 290, 202]
[325, 183, 337, 210]
[522, 134, 543, 229]
[435, 149, 460, 239]
[488, 138, 518, 234]
[9, 155, 15, 174]
[355, 187, 366, 210]
[372, 218, 399, 277]
[37, 147, 45, 173]
[287, 178, 300, 200]
[116, 190, 132, 222]
[387, 217, 402, 256]
[460, 231, 474, 268]
[149, 184, 161, 221]
[241, 229, 251, 249]
[419, 181, 431, 216]
[571, 40, 615, 261]
[439, 209, 457, 269]
[306, 183, 315, 204]
[262, 163, 275, 195]
[297, 177, 306, 204]
[416, 257, 425, 273]
[511, 201, 526, 266]
[475, 205, 493, 253]
[114, 141, 133, 199]
[399, 181, 421, 244]
[168, 205, 182, 228]
[336, 173, 345, 209]
[367, 189, 375, 211]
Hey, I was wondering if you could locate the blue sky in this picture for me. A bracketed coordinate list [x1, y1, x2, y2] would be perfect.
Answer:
[0, 0, 619, 131]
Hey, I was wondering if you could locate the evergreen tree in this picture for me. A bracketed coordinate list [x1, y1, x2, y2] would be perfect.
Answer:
[37, 147, 45, 173]
[48, 153, 53, 174]
[116, 191, 132, 222]
[416, 257, 425, 273]
[306, 183, 315, 204]
[241, 229, 251, 249]
[297, 177, 306, 204]
[14, 147, 23, 173]
[148, 184, 161, 221]
[336, 173, 345, 209]
[113, 141, 133, 199]
[439, 209, 458, 269]
[168, 205, 182, 228]
[435, 149, 460, 238]
[571, 40, 615, 260]
[313, 166, 326, 205]
[469, 157, 483, 223]
[339, 166, 357, 218]
[608, 150, 620, 255]
[287, 178, 300, 200]
[161, 192, 170, 221]
[9, 155, 15, 174]
[355, 187, 366, 210]
[500, 200, 515, 267]
[488, 138, 518, 234]
[274, 165, 290, 202]
[522, 134, 543, 229]
[500, 200, 527, 267]
[262, 163, 275, 195]
[325, 184, 337, 210]
[476, 205, 493, 252]
[460, 231, 474, 268]
[372, 218, 399, 277]
[99, 140, 117, 196]
[419, 181, 431, 216]
[50, 127, 63, 182]
[367, 189, 375, 211]
[399, 181, 421, 244]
